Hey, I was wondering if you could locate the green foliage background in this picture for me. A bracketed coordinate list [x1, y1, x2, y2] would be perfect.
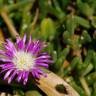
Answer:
[0, 0, 96, 96]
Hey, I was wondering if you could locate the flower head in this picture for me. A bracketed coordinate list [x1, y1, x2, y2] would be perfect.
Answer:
[0, 34, 53, 85]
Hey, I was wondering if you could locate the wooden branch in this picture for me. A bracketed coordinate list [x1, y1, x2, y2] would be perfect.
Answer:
[36, 70, 80, 96]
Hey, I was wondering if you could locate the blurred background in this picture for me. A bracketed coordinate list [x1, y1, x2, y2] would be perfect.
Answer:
[0, 0, 96, 96]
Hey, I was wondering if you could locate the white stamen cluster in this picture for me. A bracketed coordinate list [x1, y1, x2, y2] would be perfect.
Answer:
[13, 51, 35, 70]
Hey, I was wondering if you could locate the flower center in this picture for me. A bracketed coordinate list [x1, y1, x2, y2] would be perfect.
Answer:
[12, 51, 35, 70]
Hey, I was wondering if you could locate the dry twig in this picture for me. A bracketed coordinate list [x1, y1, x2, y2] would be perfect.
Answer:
[0, 8, 19, 38]
[37, 70, 80, 96]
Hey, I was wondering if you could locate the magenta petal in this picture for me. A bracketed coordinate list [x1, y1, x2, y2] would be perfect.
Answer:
[0, 58, 11, 62]
[34, 72, 40, 78]
[37, 55, 50, 59]
[36, 63, 48, 68]
[17, 72, 23, 82]
[17, 40, 24, 50]
[32, 40, 41, 54]
[23, 72, 29, 85]
[32, 71, 39, 78]
[3, 44, 10, 51]
[37, 69, 43, 74]
[0, 50, 5, 55]
[17, 34, 26, 50]
[31, 68, 43, 78]
[0, 50, 13, 59]
[23, 34, 26, 43]
[33, 41, 47, 54]
[0, 63, 14, 69]
[25, 36, 32, 51]
[8, 70, 17, 84]
[4, 69, 13, 80]
[26, 42, 34, 52]
[5, 51, 14, 58]
[6, 39, 14, 48]
[0, 63, 12, 68]
[4, 40, 16, 55]
[0, 69, 10, 76]
[3, 66, 15, 70]
[22, 71, 25, 79]
[16, 36, 21, 44]
[31, 69, 37, 78]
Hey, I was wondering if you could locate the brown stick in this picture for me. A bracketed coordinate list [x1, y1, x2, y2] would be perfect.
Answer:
[0, 9, 19, 38]
[36, 70, 80, 96]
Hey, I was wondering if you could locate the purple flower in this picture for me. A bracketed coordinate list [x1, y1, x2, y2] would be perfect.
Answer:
[0, 35, 53, 85]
